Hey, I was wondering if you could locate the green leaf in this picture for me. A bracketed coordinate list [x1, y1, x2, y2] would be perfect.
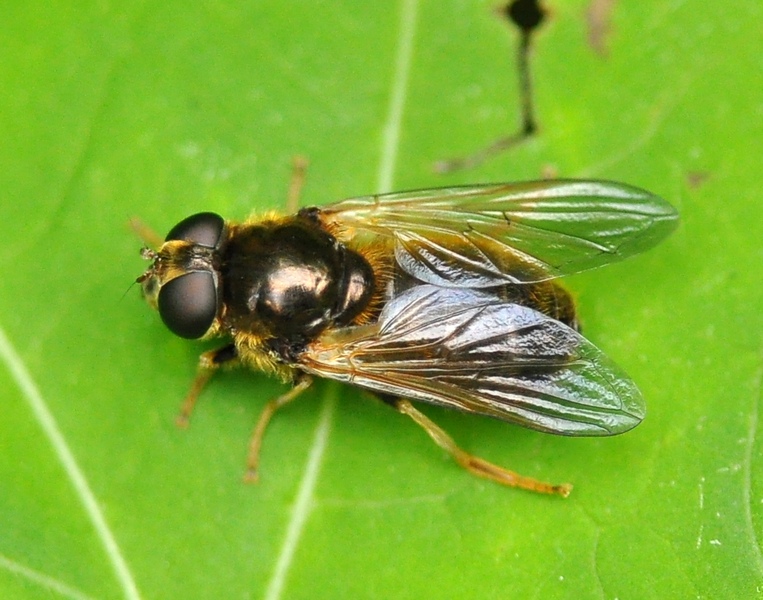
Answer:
[1, 1, 761, 598]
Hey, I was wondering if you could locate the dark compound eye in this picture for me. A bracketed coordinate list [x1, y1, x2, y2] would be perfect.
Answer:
[158, 271, 218, 339]
[165, 212, 225, 248]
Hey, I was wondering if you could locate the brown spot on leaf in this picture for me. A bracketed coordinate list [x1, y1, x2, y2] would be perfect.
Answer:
[686, 171, 710, 189]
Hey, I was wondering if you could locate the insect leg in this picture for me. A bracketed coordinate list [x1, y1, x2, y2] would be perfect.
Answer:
[285, 155, 309, 213]
[176, 343, 239, 428]
[129, 216, 164, 249]
[244, 374, 313, 483]
[395, 399, 572, 497]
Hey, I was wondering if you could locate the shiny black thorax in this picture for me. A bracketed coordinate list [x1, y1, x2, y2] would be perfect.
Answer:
[219, 215, 374, 353]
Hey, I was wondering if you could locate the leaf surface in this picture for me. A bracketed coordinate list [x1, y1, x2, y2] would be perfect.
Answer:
[1, 1, 761, 598]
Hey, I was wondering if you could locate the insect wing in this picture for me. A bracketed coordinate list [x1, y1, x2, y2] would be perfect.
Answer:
[320, 180, 678, 286]
[300, 285, 645, 436]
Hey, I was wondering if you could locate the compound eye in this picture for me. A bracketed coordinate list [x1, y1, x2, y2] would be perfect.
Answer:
[165, 212, 225, 248]
[158, 272, 218, 339]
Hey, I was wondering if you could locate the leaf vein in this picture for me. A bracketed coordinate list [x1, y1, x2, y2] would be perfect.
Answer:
[0, 325, 142, 600]
[0, 552, 99, 600]
[264, 393, 336, 600]
[742, 355, 763, 574]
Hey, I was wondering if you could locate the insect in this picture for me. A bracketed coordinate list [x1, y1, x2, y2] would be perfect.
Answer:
[136, 178, 678, 497]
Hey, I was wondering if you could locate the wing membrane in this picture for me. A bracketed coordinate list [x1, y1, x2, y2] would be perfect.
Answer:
[300, 285, 644, 436]
[320, 180, 678, 286]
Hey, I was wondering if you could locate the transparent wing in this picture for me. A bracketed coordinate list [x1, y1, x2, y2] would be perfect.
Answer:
[299, 285, 645, 436]
[319, 180, 678, 286]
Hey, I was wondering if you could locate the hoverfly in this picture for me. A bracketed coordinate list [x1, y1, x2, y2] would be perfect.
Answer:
[136, 178, 678, 497]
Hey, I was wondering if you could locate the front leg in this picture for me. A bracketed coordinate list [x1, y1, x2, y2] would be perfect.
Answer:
[244, 374, 313, 483]
[176, 343, 238, 427]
